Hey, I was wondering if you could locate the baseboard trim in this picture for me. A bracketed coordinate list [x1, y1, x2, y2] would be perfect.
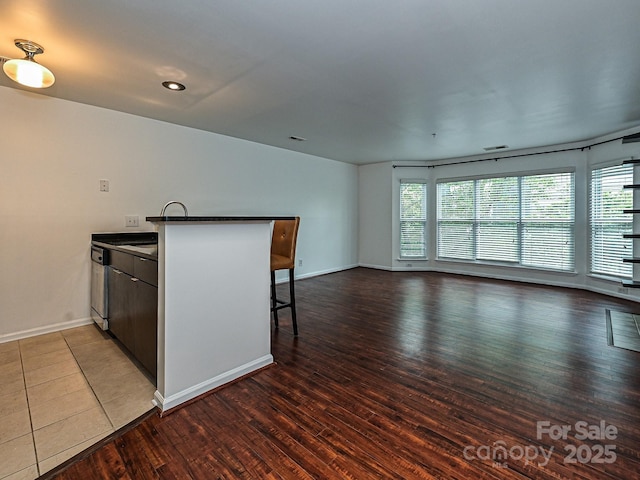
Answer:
[0, 317, 94, 344]
[274, 264, 359, 284]
[1, 266, 361, 342]
[358, 263, 640, 303]
[154, 354, 274, 413]
[358, 263, 393, 271]
[9, 263, 637, 347]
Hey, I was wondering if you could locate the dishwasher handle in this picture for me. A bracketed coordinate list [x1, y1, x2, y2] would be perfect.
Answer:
[91, 246, 109, 265]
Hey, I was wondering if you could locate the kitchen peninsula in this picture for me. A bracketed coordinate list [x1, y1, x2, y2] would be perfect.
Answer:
[145, 216, 294, 413]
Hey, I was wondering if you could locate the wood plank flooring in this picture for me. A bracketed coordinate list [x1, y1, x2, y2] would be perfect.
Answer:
[46, 268, 640, 479]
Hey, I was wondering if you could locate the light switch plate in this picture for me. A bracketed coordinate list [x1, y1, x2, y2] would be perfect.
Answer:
[99, 179, 109, 192]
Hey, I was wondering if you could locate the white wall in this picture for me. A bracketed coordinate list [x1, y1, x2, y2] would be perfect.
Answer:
[358, 162, 393, 269]
[359, 130, 640, 302]
[0, 86, 358, 340]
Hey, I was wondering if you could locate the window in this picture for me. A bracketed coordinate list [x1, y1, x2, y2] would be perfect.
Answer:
[521, 173, 575, 270]
[437, 180, 474, 260]
[437, 172, 575, 271]
[590, 164, 633, 278]
[477, 177, 519, 262]
[400, 181, 427, 258]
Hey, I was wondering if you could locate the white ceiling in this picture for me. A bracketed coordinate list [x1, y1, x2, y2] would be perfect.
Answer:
[2, 0, 640, 165]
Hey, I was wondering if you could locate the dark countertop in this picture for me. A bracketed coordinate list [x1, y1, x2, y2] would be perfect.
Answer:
[92, 232, 157, 244]
[146, 216, 295, 223]
[91, 232, 158, 260]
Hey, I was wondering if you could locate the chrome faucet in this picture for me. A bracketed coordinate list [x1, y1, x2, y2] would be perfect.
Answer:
[160, 201, 189, 217]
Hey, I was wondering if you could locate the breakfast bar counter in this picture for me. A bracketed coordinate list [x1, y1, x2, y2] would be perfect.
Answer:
[146, 216, 294, 413]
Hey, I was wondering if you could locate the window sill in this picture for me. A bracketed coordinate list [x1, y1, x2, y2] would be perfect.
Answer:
[435, 257, 577, 275]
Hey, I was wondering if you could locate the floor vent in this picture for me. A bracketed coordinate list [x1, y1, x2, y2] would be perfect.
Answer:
[606, 309, 640, 352]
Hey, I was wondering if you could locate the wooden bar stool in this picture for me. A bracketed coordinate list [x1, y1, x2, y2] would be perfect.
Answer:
[270, 217, 300, 335]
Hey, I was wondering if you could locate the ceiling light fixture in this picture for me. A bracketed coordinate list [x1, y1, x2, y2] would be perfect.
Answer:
[162, 81, 186, 91]
[3, 39, 55, 88]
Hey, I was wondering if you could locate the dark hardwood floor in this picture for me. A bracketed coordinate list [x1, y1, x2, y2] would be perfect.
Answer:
[47, 268, 640, 479]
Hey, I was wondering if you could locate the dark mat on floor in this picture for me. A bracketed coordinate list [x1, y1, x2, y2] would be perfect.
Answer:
[606, 309, 640, 352]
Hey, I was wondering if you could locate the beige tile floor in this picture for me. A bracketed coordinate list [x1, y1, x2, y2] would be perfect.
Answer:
[0, 324, 156, 479]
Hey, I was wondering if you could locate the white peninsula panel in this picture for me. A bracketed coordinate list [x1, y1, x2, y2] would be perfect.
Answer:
[148, 217, 281, 412]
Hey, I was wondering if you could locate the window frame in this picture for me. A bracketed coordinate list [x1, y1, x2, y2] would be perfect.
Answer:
[399, 179, 428, 259]
[589, 162, 633, 279]
[436, 170, 576, 272]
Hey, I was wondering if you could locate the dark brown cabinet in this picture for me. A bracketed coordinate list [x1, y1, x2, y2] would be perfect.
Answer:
[108, 268, 135, 349]
[133, 279, 157, 377]
[108, 250, 158, 379]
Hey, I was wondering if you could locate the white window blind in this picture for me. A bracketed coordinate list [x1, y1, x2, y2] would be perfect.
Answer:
[521, 173, 575, 270]
[400, 182, 427, 258]
[437, 180, 474, 259]
[590, 164, 633, 278]
[437, 172, 575, 271]
[476, 177, 519, 262]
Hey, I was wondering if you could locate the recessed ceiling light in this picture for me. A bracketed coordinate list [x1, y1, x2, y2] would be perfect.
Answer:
[162, 81, 186, 91]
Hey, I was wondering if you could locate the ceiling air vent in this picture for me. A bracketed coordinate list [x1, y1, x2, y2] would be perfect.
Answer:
[483, 145, 509, 151]
[622, 132, 640, 144]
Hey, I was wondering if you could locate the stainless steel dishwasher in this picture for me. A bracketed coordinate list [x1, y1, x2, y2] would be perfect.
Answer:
[90, 245, 109, 330]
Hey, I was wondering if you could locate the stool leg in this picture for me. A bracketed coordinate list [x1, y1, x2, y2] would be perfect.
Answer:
[289, 268, 298, 335]
[270, 270, 279, 328]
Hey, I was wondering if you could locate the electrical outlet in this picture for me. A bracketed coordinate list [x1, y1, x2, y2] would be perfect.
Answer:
[125, 215, 139, 227]
[298, 259, 303, 267]
[99, 179, 109, 192]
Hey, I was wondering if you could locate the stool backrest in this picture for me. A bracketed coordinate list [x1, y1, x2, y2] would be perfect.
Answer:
[271, 217, 300, 270]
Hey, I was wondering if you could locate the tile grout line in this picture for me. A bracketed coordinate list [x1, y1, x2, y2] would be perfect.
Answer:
[19, 333, 112, 478]
[5, 328, 154, 478]
[63, 336, 117, 432]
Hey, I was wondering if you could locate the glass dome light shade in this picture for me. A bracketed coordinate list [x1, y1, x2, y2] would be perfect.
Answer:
[3, 57, 55, 88]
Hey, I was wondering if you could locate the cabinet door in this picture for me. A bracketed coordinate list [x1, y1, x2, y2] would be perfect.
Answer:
[134, 257, 158, 286]
[133, 280, 158, 378]
[111, 250, 134, 274]
[108, 268, 135, 352]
